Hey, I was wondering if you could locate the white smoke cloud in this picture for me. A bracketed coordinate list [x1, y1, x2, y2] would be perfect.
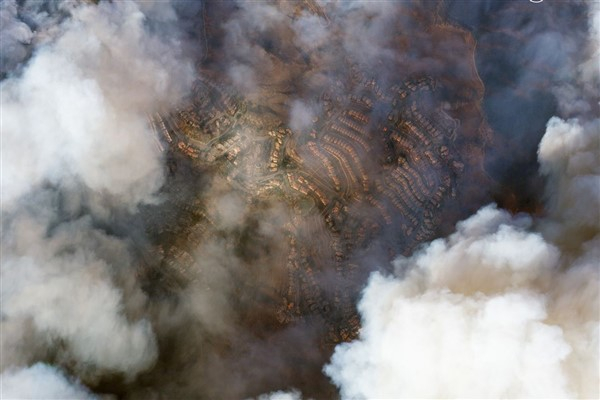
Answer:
[221, 2, 284, 97]
[2, 211, 158, 376]
[335, 1, 402, 67]
[0, 0, 195, 392]
[324, 5, 600, 398]
[255, 389, 303, 400]
[325, 202, 598, 398]
[290, 2, 406, 66]
[288, 100, 316, 134]
[538, 117, 600, 240]
[291, 13, 329, 51]
[1, 0, 194, 210]
[1, 1, 596, 398]
[1, 363, 98, 400]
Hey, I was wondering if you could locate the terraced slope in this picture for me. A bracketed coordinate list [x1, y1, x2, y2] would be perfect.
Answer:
[126, 3, 495, 397]
[145, 62, 488, 344]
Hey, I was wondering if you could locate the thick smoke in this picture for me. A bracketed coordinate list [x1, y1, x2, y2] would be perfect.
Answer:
[324, 4, 600, 398]
[2, 0, 193, 209]
[3, 207, 158, 376]
[1, 0, 194, 396]
[255, 389, 303, 400]
[447, 0, 594, 211]
[2, 0, 597, 398]
[0, 0, 33, 76]
[325, 202, 598, 398]
[0, 0, 73, 78]
[1, 363, 97, 400]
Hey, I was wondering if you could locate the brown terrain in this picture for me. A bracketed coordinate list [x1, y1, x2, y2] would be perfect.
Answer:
[127, 1, 496, 398]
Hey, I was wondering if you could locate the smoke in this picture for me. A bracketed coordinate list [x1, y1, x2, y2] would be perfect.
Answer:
[446, 0, 595, 211]
[2, 206, 158, 376]
[1, 363, 98, 400]
[325, 203, 598, 398]
[217, 1, 436, 121]
[1, 0, 194, 395]
[255, 389, 303, 400]
[0, 0, 33, 76]
[2, 0, 597, 399]
[288, 100, 316, 134]
[325, 119, 599, 398]
[1, 0, 193, 209]
[324, 4, 600, 398]
[220, 1, 289, 100]
[0, 0, 73, 78]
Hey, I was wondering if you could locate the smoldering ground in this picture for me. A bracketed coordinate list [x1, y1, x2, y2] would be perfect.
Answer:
[1, 1, 598, 399]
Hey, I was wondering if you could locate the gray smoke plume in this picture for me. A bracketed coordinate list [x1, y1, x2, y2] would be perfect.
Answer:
[0, 0, 74, 78]
[448, 0, 594, 210]
[323, 3, 600, 399]
[1, 0, 194, 396]
[2, 0, 193, 209]
[0, 0, 33, 76]
[1, 0, 597, 398]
